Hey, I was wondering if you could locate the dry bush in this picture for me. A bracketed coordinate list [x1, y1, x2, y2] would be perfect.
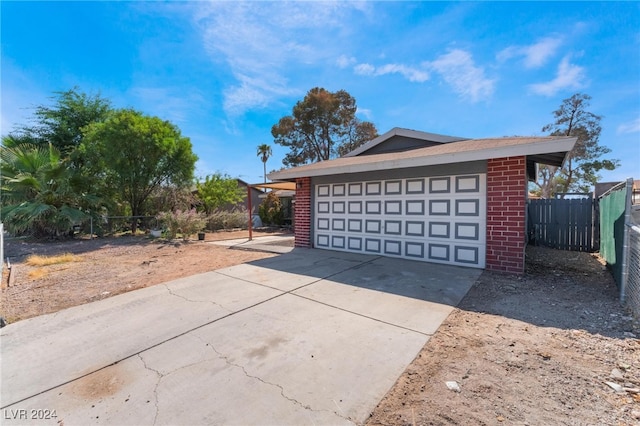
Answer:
[26, 253, 82, 267]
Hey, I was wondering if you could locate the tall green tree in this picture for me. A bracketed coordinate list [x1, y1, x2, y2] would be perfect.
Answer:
[256, 144, 272, 183]
[10, 88, 112, 156]
[195, 173, 246, 214]
[0, 143, 101, 237]
[533, 93, 619, 198]
[82, 109, 197, 232]
[271, 87, 378, 167]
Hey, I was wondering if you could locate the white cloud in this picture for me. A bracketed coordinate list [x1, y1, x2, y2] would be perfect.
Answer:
[192, 1, 364, 116]
[498, 37, 562, 68]
[352, 50, 492, 102]
[378, 64, 429, 83]
[428, 49, 495, 102]
[529, 56, 586, 96]
[223, 74, 298, 116]
[354, 63, 375, 76]
[524, 37, 563, 68]
[353, 62, 429, 82]
[336, 55, 356, 69]
[356, 107, 373, 120]
[617, 117, 640, 134]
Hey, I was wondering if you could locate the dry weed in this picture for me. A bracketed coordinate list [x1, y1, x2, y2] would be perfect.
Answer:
[27, 268, 48, 280]
[25, 253, 82, 267]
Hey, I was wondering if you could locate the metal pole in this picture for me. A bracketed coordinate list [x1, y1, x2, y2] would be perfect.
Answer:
[248, 184, 253, 241]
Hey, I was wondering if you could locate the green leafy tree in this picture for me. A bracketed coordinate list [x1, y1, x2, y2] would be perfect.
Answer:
[195, 173, 246, 214]
[9, 88, 112, 156]
[4, 88, 113, 202]
[533, 93, 619, 198]
[271, 87, 378, 167]
[257, 144, 272, 183]
[82, 109, 197, 232]
[258, 192, 284, 226]
[0, 143, 101, 237]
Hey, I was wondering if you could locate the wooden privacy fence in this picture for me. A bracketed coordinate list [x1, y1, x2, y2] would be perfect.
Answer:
[527, 197, 596, 252]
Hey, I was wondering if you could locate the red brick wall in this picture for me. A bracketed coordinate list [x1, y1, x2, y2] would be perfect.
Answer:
[294, 177, 311, 248]
[486, 156, 527, 274]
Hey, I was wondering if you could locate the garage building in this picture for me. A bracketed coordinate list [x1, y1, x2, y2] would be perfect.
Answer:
[268, 128, 576, 274]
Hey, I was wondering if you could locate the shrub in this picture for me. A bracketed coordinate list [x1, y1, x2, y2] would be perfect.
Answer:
[258, 192, 284, 226]
[206, 208, 248, 231]
[157, 209, 207, 241]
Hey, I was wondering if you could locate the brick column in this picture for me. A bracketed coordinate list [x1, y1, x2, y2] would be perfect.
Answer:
[294, 177, 311, 248]
[486, 156, 527, 274]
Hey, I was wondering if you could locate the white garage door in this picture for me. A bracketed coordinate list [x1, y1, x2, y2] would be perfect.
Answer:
[314, 174, 486, 268]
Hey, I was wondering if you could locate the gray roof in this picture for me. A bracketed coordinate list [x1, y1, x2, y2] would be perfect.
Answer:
[343, 127, 468, 157]
[268, 135, 577, 181]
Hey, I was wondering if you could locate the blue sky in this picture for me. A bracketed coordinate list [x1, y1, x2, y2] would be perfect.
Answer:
[2, 1, 639, 185]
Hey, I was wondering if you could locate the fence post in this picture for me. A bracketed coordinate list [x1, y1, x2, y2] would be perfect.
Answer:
[620, 177, 634, 303]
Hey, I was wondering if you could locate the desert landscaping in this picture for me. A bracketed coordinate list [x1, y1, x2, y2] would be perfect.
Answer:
[1, 234, 638, 425]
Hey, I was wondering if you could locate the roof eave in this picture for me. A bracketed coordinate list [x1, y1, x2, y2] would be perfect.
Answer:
[268, 137, 576, 181]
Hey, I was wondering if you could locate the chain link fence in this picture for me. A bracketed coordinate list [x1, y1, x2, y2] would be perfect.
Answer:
[625, 224, 640, 319]
[599, 178, 640, 320]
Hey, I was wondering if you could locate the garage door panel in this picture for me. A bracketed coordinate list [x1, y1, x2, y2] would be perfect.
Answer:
[385, 220, 402, 235]
[348, 237, 362, 251]
[455, 175, 480, 192]
[406, 179, 425, 194]
[365, 238, 381, 253]
[405, 242, 425, 258]
[384, 240, 402, 256]
[455, 223, 480, 240]
[429, 177, 450, 193]
[317, 234, 329, 247]
[348, 219, 362, 232]
[348, 183, 363, 196]
[314, 174, 486, 268]
[385, 180, 402, 195]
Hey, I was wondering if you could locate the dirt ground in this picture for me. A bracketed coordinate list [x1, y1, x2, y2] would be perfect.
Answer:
[367, 246, 640, 426]
[2, 236, 639, 425]
[0, 230, 287, 323]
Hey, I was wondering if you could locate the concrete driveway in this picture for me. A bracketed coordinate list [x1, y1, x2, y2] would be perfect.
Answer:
[1, 248, 480, 425]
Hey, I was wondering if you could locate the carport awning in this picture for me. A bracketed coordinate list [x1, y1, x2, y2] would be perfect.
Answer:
[247, 181, 296, 241]
[251, 182, 297, 191]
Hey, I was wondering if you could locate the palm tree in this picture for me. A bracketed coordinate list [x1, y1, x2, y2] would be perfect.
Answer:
[256, 144, 272, 184]
[0, 143, 100, 237]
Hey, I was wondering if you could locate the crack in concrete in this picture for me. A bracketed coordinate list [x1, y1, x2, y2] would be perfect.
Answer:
[162, 283, 230, 312]
[198, 339, 353, 423]
[137, 353, 163, 425]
